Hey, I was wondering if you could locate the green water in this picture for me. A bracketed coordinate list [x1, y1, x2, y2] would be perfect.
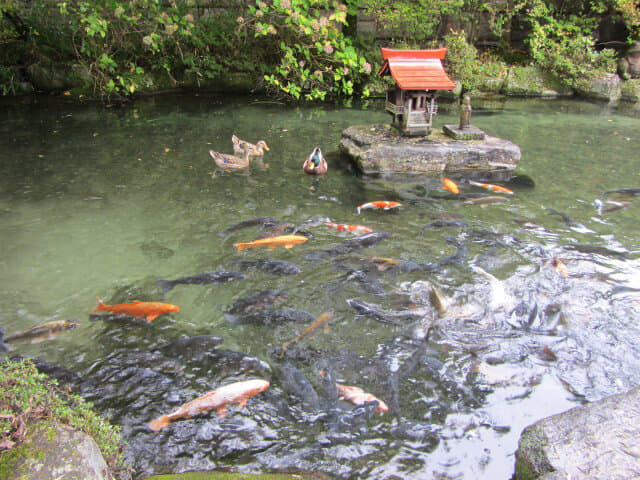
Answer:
[1, 93, 640, 479]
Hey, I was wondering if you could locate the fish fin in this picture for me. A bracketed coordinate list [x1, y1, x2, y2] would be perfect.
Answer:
[237, 397, 248, 408]
[357, 208, 361, 215]
[269, 245, 278, 250]
[93, 297, 106, 313]
[149, 415, 171, 431]
[155, 280, 174, 294]
[216, 406, 228, 418]
[146, 314, 159, 323]
[284, 244, 293, 249]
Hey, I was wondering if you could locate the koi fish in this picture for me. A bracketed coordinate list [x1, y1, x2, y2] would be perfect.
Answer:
[3, 319, 79, 344]
[149, 379, 270, 431]
[280, 312, 332, 357]
[463, 196, 509, 206]
[156, 270, 246, 293]
[319, 370, 388, 414]
[357, 201, 401, 214]
[92, 297, 180, 323]
[233, 234, 308, 252]
[468, 180, 514, 194]
[550, 258, 569, 277]
[442, 177, 459, 194]
[325, 222, 373, 234]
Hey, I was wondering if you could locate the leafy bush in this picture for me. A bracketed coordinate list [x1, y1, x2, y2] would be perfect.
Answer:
[240, 0, 372, 100]
[443, 30, 477, 90]
[526, 1, 616, 90]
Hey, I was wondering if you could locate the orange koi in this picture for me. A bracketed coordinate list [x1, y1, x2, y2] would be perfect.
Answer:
[93, 297, 180, 323]
[442, 177, 459, 194]
[357, 201, 402, 214]
[325, 222, 373, 234]
[149, 379, 270, 431]
[469, 180, 514, 194]
[234, 234, 308, 252]
[550, 258, 569, 277]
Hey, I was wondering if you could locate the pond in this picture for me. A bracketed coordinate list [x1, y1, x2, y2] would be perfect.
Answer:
[1, 92, 640, 479]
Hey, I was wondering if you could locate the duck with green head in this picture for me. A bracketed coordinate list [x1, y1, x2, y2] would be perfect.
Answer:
[303, 147, 327, 175]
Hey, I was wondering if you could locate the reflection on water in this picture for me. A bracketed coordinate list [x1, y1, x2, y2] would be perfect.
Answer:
[1, 93, 640, 479]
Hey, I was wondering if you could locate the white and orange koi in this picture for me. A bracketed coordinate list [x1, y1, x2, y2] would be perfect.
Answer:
[149, 379, 270, 431]
[320, 370, 388, 414]
[357, 201, 402, 214]
[325, 222, 373, 234]
[469, 180, 514, 194]
[335, 382, 389, 414]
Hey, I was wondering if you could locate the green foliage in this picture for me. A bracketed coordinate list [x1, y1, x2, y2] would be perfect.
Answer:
[0, 358, 124, 467]
[443, 30, 477, 90]
[363, 0, 463, 46]
[240, 0, 371, 100]
[55, 0, 204, 99]
[525, 1, 617, 90]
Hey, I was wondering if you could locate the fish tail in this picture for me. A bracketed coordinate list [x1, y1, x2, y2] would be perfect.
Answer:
[93, 297, 106, 313]
[155, 280, 174, 294]
[149, 415, 171, 431]
[234, 242, 247, 252]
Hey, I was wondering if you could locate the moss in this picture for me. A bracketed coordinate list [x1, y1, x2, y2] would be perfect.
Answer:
[0, 359, 127, 476]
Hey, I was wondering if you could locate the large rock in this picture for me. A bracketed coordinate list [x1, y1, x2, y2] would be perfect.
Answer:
[339, 124, 521, 174]
[1, 422, 110, 480]
[501, 66, 572, 97]
[514, 386, 640, 479]
[575, 72, 622, 102]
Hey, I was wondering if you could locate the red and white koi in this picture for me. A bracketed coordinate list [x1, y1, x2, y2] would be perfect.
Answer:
[468, 180, 514, 194]
[357, 201, 402, 214]
[325, 222, 373, 234]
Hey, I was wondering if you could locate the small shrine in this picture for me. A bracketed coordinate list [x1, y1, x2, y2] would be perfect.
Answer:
[378, 47, 456, 136]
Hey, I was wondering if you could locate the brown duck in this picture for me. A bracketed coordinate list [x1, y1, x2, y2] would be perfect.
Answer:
[232, 134, 270, 157]
[209, 143, 251, 170]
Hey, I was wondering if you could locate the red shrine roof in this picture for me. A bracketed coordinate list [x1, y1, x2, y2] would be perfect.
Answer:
[378, 48, 456, 91]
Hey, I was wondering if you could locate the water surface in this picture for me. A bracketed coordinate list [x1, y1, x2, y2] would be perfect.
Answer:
[1, 93, 640, 479]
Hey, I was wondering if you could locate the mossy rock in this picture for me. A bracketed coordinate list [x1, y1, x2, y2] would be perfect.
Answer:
[27, 62, 92, 91]
[620, 79, 640, 103]
[0, 420, 110, 480]
[501, 66, 572, 97]
[145, 472, 316, 480]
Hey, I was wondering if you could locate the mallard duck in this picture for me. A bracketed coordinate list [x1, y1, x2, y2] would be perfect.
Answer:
[232, 134, 270, 157]
[303, 147, 327, 175]
[209, 143, 251, 170]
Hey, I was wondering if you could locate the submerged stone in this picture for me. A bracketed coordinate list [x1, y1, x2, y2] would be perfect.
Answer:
[339, 124, 521, 174]
[514, 386, 640, 479]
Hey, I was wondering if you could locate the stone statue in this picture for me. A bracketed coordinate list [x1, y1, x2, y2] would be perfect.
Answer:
[459, 95, 472, 130]
[617, 41, 640, 80]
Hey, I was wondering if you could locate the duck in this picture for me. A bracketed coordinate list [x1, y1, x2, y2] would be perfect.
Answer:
[209, 143, 251, 170]
[231, 134, 270, 157]
[303, 147, 327, 175]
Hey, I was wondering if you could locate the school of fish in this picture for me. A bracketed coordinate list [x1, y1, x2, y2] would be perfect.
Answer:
[10, 128, 640, 460]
